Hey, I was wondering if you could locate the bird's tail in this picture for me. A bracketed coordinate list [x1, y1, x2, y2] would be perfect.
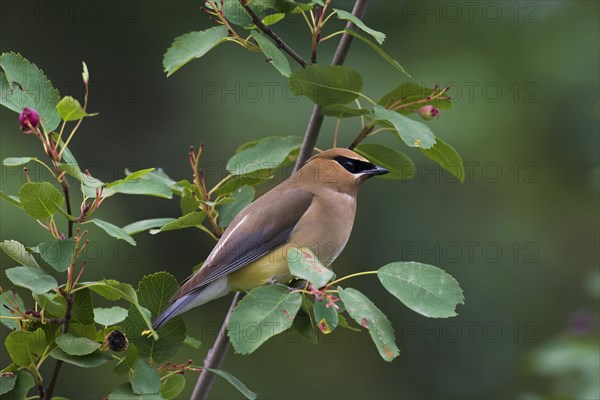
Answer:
[152, 294, 195, 331]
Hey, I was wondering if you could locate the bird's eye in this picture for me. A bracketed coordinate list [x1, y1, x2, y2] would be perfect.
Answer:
[334, 156, 370, 174]
[342, 159, 355, 170]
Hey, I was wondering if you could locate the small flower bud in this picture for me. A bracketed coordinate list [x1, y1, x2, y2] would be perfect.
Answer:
[105, 330, 128, 352]
[19, 108, 40, 131]
[418, 105, 440, 120]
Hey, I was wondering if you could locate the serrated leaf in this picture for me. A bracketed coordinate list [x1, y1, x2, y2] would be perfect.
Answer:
[218, 186, 255, 228]
[314, 297, 338, 334]
[121, 272, 185, 362]
[378, 82, 452, 114]
[342, 29, 409, 76]
[91, 219, 136, 246]
[338, 287, 399, 361]
[0, 52, 61, 131]
[334, 8, 385, 44]
[5, 266, 57, 294]
[163, 26, 229, 76]
[206, 368, 257, 400]
[228, 285, 302, 354]
[56, 96, 97, 121]
[50, 348, 112, 368]
[38, 238, 75, 272]
[58, 163, 103, 188]
[131, 359, 161, 395]
[420, 138, 465, 183]
[377, 262, 465, 318]
[4, 328, 47, 366]
[0, 292, 25, 330]
[55, 333, 101, 356]
[289, 65, 364, 107]
[71, 288, 95, 325]
[161, 375, 185, 399]
[18, 182, 63, 220]
[372, 105, 436, 149]
[154, 211, 205, 234]
[0, 240, 39, 268]
[321, 104, 371, 118]
[2, 157, 33, 166]
[94, 306, 128, 326]
[251, 30, 291, 77]
[226, 136, 301, 175]
[180, 188, 200, 214]
[355, 143, 415, 180]
[122, 218, 176, 235]
[287, 247, 333, 288]
[0, 370, 34, 400]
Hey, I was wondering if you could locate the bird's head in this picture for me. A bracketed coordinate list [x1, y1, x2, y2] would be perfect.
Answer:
[295, 148, 389, 194]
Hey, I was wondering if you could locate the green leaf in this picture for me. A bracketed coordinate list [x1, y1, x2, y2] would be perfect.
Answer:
[206, 368, 257, 400]
[94, 306, 129, 326]
[378, 82, 452, 114]
[372, 105, 436, 149]
[2, 157, 33, 166]
[91, 219, 136, 246]
[342, 29, 409, 76]
[218, 186, 255, 228]
[0, 52, 61, 131]
[131, 359, 161, 395]
[183, 335, 202, 349]
[32, 293, 66, 317]
[293, 295, 318, 344]
[161, 375, 185, 399]
[337, 313, 361, 332]
[251, 30, 291, 77]
[0, 292, 25, 330]
[108, 384, 163, 400]
[377, 262, 465, 318]
[106, 168, 154, 187]
[228, 285, 302, 354]
[5, 266, 57, 294]
[4, 328, 47, 366]
[55, 333, 101, 356]
[0, 370, 34, 400]
[0, 191, 21, 209]
[420, 137, 465, 183]
[122, 218, 176, 235]
[289, 65, 364, 107]
[0, 240, 40, 268]
[18, 182, 63, 220]
[287, 247, 333, 288]
[58, 163, 103, 188]
[38, 238, 75, 272]
[226, 136, 301, 175]
[214, 174, 271, 197]
[334, 9, 385, 44]
[114, 344, 138, 376]
[104, 169, 173, 199]
[71, 288, 95, 325]
[163, 26, 229, 76]
[56, 96, 97, 121]
[50, 348, 112, 368]
[321, 104, 371, 118]
[338, 287, 400, 361]
[121, 272, 186, 362]
[0, 374, 16, 396]
[180, 188, 200, 214]
[313, 297, 338, 334]
[355, 143, 415, 180]
[154, 211, 205, 234]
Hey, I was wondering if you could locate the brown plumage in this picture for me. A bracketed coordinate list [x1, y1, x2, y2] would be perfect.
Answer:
[153, 148, 388, 329]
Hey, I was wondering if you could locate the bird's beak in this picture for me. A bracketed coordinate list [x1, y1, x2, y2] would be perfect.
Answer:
[365, 165, 389, 177]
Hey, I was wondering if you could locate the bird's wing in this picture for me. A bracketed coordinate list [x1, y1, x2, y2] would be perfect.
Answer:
[170, 185, 314, 301]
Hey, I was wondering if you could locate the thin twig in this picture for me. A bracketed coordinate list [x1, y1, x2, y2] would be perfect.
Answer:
[191, 2, 372, 400]
[295, 0, 371, 169]
[240, 0, 309, 67]
[348, 124, 375, 150]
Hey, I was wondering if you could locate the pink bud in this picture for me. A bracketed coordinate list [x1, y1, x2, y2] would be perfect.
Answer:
[19, 108, 40, 131]
[418, 105, 440, 120]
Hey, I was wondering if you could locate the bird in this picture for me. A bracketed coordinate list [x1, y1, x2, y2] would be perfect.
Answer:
[152, 148, 389, 330]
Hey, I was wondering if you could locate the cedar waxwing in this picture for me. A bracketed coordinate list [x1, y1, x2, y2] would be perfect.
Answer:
[152, 148, 389, 329]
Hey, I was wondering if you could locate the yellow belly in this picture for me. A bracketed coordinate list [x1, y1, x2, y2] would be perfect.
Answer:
[226, 246, 292, 291]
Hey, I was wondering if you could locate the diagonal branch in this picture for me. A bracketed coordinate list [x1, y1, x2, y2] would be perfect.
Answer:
[240, 0, 309, 67]
[191, 2, 371, 399]
[294, 0, 372, 168]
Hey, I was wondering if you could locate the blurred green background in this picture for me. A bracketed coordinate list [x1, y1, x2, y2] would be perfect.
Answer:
[1, 0, 599, 398]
